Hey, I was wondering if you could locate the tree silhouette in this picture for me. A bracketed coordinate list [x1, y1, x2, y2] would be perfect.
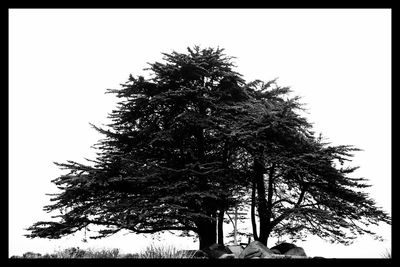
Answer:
[26, 46, 391, 250]
[26, 46, 252, 249]
[238, 79, 391, 246]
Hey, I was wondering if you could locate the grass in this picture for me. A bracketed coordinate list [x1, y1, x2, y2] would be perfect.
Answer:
[138, 243, 191, 258]
[10, 243, 194, 259]
[13, 244, 391, 259]
[381, 248, 391, 259]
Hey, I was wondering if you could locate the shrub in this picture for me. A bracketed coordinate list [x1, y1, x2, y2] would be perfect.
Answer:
[138, 243, 188, 258]
[22, 252, 42, 258]
[54, 247, 86, 258]
[86, 248, 120, 258]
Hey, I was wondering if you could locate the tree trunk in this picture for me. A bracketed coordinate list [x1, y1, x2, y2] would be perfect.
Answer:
[261, 228, 272, 247]
[251, 176, 259, 240]
[196, 218, 217, 249]
[217, 208, 224, 245]
[265, 164, 275, 230]
[254, 158, 270, 245]
[218, 141, 229, 245]
[194, 123, 218, 249]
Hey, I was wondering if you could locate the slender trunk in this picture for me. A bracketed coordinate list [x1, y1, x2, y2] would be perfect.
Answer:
[265, 164, 275, 226]
[217, 140, 229, 245]
[254, 158, 270, 244]
[233, 207, 238, 245]
[217, 208, 224, 245]
[251, 176, 259, 240]
[261, 165, 277, 247]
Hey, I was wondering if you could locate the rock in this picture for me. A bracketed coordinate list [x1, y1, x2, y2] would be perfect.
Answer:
[244, 247, 263, 258]
[270, 248, 281, 254]
[227, 245, 244, 258]
[284, 247, 307, 257]
[193, 250, 209, 258]
[313, 256, 326, 259]
[287, 255, 308, 258]
[238, 241, 275, 259]
[201, 243, 233, 259]
[218, 253, 236, 259]
[270, 242, 297, 254]
[269, 254, 289, 259]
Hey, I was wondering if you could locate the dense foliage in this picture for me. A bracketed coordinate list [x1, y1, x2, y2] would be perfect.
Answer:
[26, 46, 391, 249]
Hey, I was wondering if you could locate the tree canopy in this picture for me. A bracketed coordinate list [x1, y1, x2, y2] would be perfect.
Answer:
[234, 79, 391, 245]
[26, 46, 391, 249]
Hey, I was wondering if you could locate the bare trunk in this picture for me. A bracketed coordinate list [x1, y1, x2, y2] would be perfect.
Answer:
[194, 119, 218, 249]
[254, 158, 270, 244]
[196, 218, 217, 249]
[251, 176, 259, 240]
[217, 209, 224, 245]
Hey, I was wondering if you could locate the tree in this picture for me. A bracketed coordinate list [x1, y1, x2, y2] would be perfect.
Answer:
[26, 46, 391, 251]
[237, 79, 392, 246]
[26, 46, 252, 249]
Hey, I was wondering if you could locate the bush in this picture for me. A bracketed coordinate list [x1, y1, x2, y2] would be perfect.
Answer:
[54, 247, 86, 258]
[52, 247, 120, 258]
[86, 248, 120, 258]
[22, 252, 42, 258]
[139, 243, 186, 258]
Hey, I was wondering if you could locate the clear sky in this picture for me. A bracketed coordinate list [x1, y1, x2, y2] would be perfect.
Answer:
[9, 9, 391, 258]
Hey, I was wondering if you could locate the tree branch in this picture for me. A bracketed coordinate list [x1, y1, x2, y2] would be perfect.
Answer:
[296, 186, 307, 206]
[271, 198, 296, 207]
[82, 218, 198, 234]
[269, 185, 308, 229]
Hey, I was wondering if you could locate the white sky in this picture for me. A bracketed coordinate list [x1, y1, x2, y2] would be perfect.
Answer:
[9, 9, 391, 258]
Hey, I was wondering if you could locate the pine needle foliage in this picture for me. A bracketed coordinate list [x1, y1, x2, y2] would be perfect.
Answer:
[26, 46, 391, 248]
